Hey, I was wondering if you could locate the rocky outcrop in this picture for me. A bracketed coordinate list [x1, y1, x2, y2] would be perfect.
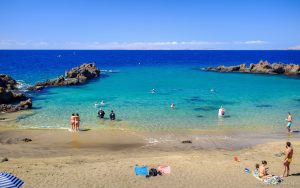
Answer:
[0, 74, 32, 112]
[28, 63, 100, 91]
[204, 60, 300, 77]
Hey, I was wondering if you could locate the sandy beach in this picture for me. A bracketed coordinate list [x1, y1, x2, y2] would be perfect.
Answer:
[1, 126, 300, 188]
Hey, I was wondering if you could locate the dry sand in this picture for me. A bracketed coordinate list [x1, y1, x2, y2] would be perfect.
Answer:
[0, 128, 300, 188]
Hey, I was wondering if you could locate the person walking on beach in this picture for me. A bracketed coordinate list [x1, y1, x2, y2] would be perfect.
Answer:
[110, 110, 116, 120]
[70, 113, 75, 131]
[75, 113, 80, 131]
[286, 112, 293, 133]
[283, 142, 293, 177]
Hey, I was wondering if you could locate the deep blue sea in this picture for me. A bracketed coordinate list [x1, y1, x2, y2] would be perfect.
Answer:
[1, 50, 300, 132]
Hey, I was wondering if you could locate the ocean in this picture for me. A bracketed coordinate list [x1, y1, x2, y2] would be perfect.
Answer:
[1, 50, 300, 132]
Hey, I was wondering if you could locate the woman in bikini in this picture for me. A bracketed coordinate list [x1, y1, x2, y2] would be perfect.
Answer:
[70, 113, 75, 131]
[75, 113, 80, 131]
[259, 160, 272, 180]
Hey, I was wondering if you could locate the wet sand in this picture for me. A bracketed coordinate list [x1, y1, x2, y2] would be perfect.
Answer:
[1, 127, 300, 188]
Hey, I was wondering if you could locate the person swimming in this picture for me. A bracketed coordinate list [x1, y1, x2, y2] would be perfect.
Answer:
[170, 103, 175, 109]
[98, 108, 105, 118]
[94, 102, 99, 108]
[218, 106, 225, 117]
[100, 100, 105, 106]
[150, 89, 156, 94]
[110, 110, 116, 120]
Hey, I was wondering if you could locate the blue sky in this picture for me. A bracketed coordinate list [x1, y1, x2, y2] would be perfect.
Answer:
[0, 0, 299, 50]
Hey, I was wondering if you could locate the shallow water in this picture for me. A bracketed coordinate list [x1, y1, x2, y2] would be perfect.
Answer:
[1, 50, 300, 132]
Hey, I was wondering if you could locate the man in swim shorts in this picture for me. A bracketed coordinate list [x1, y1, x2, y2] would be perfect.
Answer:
[286, 112, 293, 133]
[283, 142, 293, 177]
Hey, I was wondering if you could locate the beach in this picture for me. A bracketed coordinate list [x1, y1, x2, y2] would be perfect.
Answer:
[0, 126, 300, 188]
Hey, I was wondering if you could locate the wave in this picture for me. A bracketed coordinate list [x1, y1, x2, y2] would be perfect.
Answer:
[101, 69, 120, 73]
[16, 80, 31, 91]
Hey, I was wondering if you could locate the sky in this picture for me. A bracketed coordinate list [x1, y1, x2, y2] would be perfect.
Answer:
[0, 0, 300, 50]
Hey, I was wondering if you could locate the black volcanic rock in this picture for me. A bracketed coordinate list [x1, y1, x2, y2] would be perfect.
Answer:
[204, 60, 300, 77]
[28, 63, 100, 91]
[0, 75, 32, 112]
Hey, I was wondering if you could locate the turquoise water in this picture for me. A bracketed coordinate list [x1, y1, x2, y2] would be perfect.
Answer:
[0, 50, 299, 131]
[18, 64, 300, 131]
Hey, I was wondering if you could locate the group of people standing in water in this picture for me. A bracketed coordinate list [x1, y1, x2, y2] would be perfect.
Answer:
[98, 108, 116, 120]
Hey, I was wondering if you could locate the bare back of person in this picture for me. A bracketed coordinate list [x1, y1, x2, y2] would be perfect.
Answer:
[283, 142, 293, 177]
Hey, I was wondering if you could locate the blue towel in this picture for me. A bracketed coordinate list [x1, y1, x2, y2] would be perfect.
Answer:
[134, 166, 148, 176]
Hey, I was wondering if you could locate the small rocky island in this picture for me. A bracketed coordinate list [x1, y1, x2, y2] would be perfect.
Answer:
[203, 60, 300, 77]
[28, 63, 100, 91]
[0, 63, 100, 112]
[0, 74, 32, 112]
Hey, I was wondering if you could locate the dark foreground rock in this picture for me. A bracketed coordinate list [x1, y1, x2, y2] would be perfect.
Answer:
[203, 60, 300, 77]
[28, 63, 100, 91]
[0, 74, 32, 112]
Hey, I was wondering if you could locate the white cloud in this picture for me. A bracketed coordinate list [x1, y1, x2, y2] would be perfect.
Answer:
[0, 39, 268, 50]
[288, 45, 300, 50]
[64, 41, 228, 50]
[0, 40, 49, 49]
[234, 40, 267, 45]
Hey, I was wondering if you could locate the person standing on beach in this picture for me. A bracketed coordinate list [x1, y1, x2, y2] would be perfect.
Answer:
[110, 110, 116, 120]
[75, 113, 80, 131]
[70, 113, 75, 131]
[283, 142, 293, 177]
[286, 112, 293, 133]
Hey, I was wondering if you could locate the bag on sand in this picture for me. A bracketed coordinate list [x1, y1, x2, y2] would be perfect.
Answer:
[149, 168, 158, 176]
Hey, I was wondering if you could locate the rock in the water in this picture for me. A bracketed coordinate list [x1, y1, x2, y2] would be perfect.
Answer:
[28, 62, 100, 91]
[203, 60, 300, 77]
[0, 74, 18, 90]
[0, 74, 32, 112]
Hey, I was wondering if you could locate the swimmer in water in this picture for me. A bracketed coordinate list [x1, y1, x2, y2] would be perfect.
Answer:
[150, 89, 156, 94]
[98, 108, 105, 118]
[110, 110, 116, 120]
[170, 103, 175, 109]
[94, 102, 99, 108]
[218, 106, 225, 117]
[100, 100, 105, 106]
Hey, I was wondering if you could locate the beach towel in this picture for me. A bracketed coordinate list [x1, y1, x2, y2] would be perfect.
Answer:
[134, 166, 148, 176]
[252, 170, 262, 181]
[263, 176, 283, 185]
[157, 165, 171, 174]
